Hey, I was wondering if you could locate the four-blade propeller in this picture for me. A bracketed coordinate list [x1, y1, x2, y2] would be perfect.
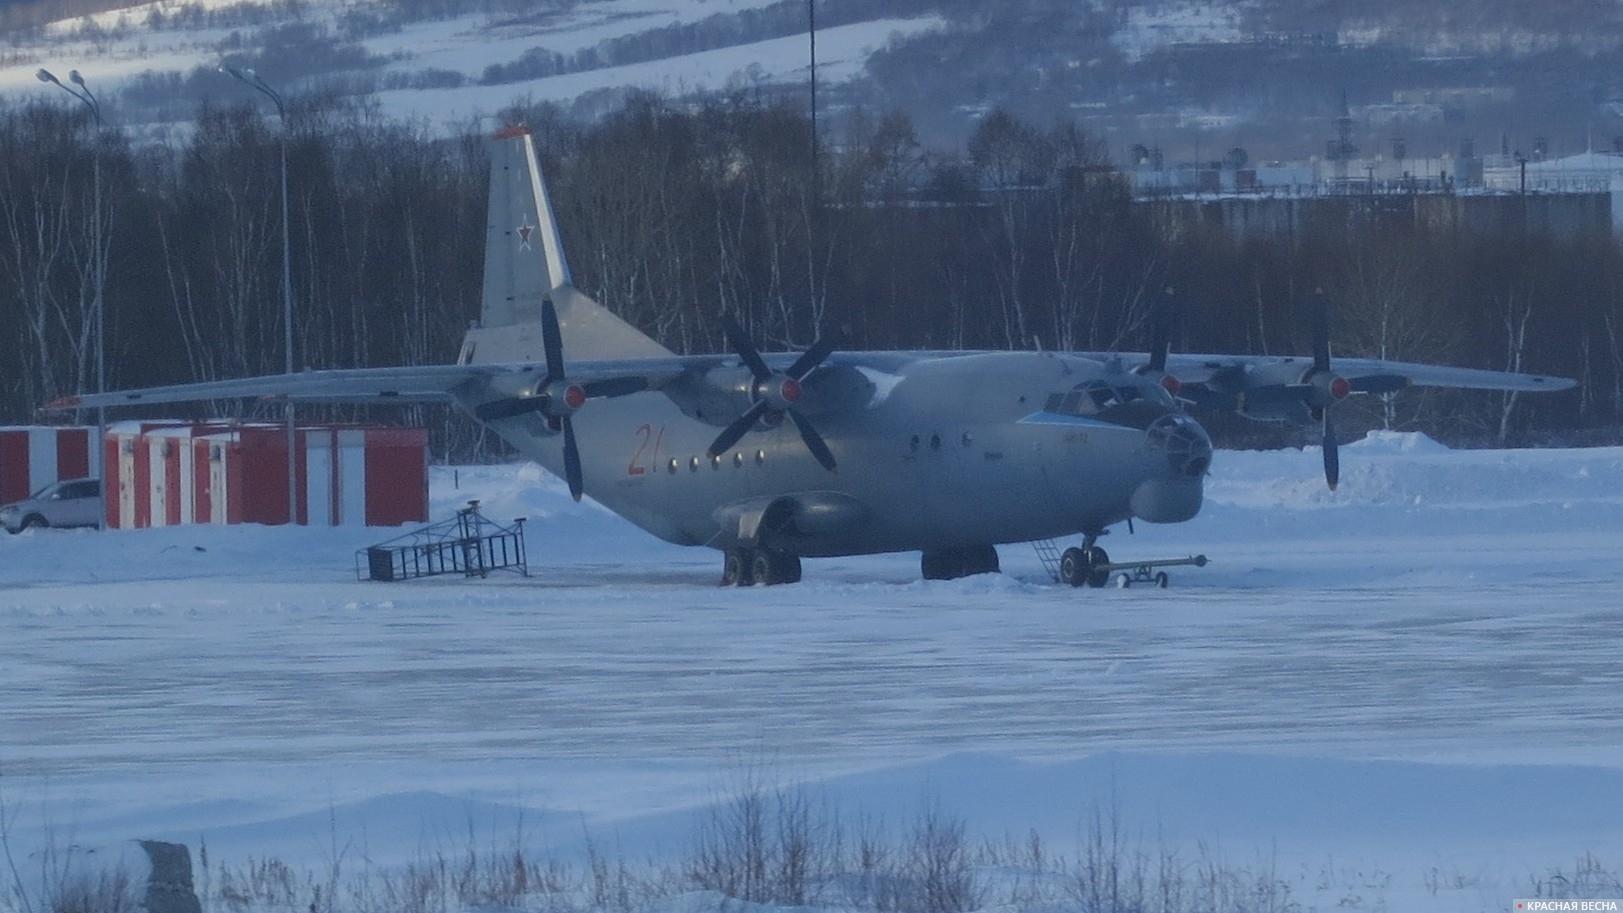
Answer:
[472, 299, 647, 501]
[1235, 289, 1408, 490]
[707, 314, 838, 471]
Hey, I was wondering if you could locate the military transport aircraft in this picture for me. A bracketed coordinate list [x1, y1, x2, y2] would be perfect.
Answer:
[50, 126, 1575, 587]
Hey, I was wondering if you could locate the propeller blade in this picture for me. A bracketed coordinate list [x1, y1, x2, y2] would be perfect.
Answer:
[474, 397, 544, 422]
[561, 414, 584, 501]
[787, 408, 837, 471]
[721, 313, 773, 382]
[1322, 412, 1340, 491]
[1349, 374, 1410, 395]
[1310, 288, 1332, 373]
[1147, 288, 1178, 374]
[787, 334, 837, 380]
[708, 400, 771, 458]
[582, 376, 650, 399]
[540, 298, 568, 384]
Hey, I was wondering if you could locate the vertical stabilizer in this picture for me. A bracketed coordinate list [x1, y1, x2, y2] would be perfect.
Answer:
[463, 126, 672, 364]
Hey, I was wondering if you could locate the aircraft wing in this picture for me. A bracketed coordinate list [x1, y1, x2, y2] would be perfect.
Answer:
[1163, 354, 1576, 392]
[44, 359, 701, 411]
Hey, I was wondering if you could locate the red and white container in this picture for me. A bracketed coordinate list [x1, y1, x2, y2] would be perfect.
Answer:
[0, 426, 97, 505]
[105, 422, 427, 529]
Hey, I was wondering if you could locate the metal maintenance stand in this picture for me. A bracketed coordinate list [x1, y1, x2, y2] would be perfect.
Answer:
[358, 500, 528, 582]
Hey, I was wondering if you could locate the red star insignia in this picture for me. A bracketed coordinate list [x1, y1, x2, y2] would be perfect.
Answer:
[516, 216, 535, 250]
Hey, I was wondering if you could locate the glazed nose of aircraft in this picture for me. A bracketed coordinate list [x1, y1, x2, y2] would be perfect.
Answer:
[1145, 413, 1212, 478]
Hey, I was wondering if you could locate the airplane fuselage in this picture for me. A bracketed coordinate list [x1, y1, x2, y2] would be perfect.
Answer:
[466, 350, 1211, 558]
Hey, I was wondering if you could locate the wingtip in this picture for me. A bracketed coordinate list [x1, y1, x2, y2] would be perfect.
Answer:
[44, 395, 81, 411]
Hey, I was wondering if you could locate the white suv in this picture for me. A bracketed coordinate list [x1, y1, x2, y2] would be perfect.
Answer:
[1, 478, 102, 533]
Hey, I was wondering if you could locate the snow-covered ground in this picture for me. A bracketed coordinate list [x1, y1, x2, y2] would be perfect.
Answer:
[4, 432, 1623, 912]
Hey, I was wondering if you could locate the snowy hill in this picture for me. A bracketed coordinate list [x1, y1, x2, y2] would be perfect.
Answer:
[4, 434, 1623, 913]
[8, 0, 1623, 155]
[1, 0, 944, 133]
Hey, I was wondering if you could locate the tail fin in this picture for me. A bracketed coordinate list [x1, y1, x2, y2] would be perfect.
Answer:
[460, 126, 672, 365]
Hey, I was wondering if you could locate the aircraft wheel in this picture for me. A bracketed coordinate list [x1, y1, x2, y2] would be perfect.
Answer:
[922, 546, 998, 581]
[921, 550, 955, 581]
[1116, 573, 1132, 589]
[751, 549, 801, 586]
[963, 544, 999, 576]
[1083, 546, 1110, 588]
[1059, 547, 1088, 588]
[722, 548, 754, 587]
[1155, 571, 1170, 589]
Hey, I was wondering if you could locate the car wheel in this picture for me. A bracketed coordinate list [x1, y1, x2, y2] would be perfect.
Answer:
[20, 514, 47, 531]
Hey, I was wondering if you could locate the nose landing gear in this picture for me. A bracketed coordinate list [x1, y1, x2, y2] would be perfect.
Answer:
[1059, 543, 1113, 588]
[1039, 535, 1208, 589]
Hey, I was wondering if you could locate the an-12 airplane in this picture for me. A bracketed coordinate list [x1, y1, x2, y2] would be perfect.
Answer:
[51, 126, 1575, 587]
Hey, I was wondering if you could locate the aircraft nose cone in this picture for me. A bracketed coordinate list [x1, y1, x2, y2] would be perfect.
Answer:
[1145, 414, 1212, 479]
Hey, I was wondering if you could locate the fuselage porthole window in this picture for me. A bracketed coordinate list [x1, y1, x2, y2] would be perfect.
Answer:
[667, 457, 679, 475]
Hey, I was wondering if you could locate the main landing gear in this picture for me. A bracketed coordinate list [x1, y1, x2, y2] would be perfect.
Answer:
[721, 547, 802, 586]
[920, 544, 1001, 581]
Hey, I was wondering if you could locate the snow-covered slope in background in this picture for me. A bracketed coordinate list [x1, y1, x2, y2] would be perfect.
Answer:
[4, 435, 1622, 912]
[1, 0, 943, 132]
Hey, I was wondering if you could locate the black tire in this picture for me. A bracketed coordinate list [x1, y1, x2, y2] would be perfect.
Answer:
[923, 545, 998, 581]
[1083, 546, 1110, 588]
[751, 550, 774, 585]
[722, 548, 754, 586]
[1154, 571, 1170, 589]
[20, 515, 47, 531]
[750, 549, 802, 586]
[781, 554, 802, 584]
[1059, 547, 1087, 587]
[1116, 573, 1132, 589]
[963, 544, 1000, 576]
[921, 550, 956, 581]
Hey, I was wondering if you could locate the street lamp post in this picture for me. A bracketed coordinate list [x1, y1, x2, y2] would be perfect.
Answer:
[224, 66, 299, 526]
[37, 67, 107, 527]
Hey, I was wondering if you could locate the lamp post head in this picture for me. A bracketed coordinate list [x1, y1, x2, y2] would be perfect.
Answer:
[36, 68, 58, 85]
[69, 69, 85, 86]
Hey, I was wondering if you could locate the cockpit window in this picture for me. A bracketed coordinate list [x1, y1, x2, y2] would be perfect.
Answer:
[1043, 379, 1177, 430]
[1045, 381, 1168, 417]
